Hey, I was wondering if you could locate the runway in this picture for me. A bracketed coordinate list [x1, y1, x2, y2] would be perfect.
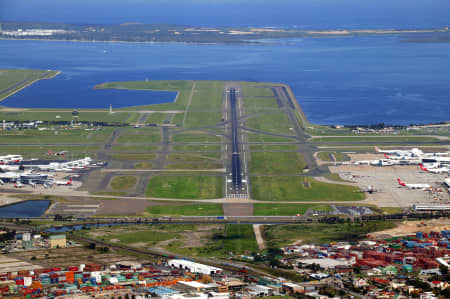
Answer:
[229, 88, 243, 194]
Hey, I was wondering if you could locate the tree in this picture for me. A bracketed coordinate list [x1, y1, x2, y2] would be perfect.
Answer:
[88, 243, 96, 250]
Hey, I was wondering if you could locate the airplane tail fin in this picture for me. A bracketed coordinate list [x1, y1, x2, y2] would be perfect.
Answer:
[48, 150, 53, 155]
[397, 179, 406, 186]
[375, 146, 380, 152]
[420, 164, 428, 172]
[384, 153, 390, 159]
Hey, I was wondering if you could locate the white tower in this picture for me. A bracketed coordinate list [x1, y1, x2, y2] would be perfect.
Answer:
[109, 104, 113, 114]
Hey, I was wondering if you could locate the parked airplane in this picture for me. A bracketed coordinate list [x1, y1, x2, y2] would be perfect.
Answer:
[383, 153, 416, 161]
[419, 164, 449, 174]
[0, 165, 20, 172]
[397, 179, 431, 190]
[55, 178, 72, 186]
[375, 147, 417, 157]
[0, 155, 23, 164]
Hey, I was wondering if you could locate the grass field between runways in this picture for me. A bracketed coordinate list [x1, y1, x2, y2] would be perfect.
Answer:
[249, 152, 306, 174]
[146, 204, 224, 216]
[110, 176, 137, 190]
[246, 112, 294, 135]
[251, 176, 364, 202]
[145, 176, 223, 199]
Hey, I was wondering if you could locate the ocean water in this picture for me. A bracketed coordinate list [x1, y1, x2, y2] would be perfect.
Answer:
[0, 36, 449, 125]
[1, 0, 450, 29]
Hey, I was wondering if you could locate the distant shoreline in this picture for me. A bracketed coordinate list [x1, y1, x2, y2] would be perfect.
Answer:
[0, 22, 448, 45]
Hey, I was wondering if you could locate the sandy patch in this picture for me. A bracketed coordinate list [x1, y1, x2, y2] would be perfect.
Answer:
[109, 238, 120, 243]
[250, 28, 286, 33]
[228, 31, 254, 35]
[369, 218, 450, 238]
[184, 28, 220, 32]
[88, 231, 109, 238]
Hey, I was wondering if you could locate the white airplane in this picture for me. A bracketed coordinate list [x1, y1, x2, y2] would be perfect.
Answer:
[0, 165, 20, 171]
[14, 182, 23, 188]
[0, 155, 23, 165]
[375, 146, 415, 157]
[55, 178, 72, 186]
[382, 153, 416, 161]
[397, 178, 431, 190]
[420, 164, 449, 174]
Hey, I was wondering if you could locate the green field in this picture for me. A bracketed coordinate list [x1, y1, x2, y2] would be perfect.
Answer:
[0, 128, 113, 144]
[244, 97, 279, 111]
[166, 163, 223, 170]
[263, 221, 397, 247]
[146, 204, 224, 216]
[106, 229, 173, 245]
[249, 144, 298, 151]
[253, 204, 331, 216]
[215, 224, 259, 254]
[246, 112, 294, 135]
[251, 176, 364, 202]
[96, 80, 193, 111]
[75, 223, 257, 258]
[172, 144, 221, 152]
[145, 113, 167, 124]
[168, 152, 221, 162]
[247, 133, 295, 143]
[171, 113, 184, 126]
[317, 151, 350, 162]
[110, 153, 157, 160]
[184, 111, 223, 128]
[116, 133, 161, 144]
[134, 162, 153, 169]
[172, 132, 221, 143]
[145, 176, 223, 199]
[110, 176, 137, 190]
[242, 85, 274, 97]
[249, 152, 306, 174]
[111, 145, 159, 152]
[0, 69, 59, 101]
[0, 111, 140, 124]
[0, 145, 99, 159]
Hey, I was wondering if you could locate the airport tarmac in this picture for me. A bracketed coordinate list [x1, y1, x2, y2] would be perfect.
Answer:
[330, 164, 450, 207]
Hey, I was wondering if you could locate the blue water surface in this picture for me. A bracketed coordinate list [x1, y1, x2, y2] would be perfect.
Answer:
[0, 200, 50, 218]
[0, 35, 449, 125]
[1, 0, 450, 30]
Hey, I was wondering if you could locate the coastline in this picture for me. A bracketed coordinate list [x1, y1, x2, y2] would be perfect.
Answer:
[0, 70, 61, 102]
[0, 27, 448, 46]
[94, 83, 181, 106]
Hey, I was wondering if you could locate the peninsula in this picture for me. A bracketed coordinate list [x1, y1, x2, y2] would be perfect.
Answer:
[1, 21, 449, 44]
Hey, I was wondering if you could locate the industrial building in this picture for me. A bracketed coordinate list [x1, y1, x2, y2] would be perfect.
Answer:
[167, 260, 222, 275]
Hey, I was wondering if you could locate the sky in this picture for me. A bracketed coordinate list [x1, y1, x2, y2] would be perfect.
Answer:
[1, 0, 449, 29]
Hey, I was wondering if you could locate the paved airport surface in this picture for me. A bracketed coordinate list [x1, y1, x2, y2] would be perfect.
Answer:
[330, 164, 449, 207]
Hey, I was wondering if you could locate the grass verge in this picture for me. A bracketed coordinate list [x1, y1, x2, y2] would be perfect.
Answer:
[251, 176, 364, 202]
[145, 176, 223, 199]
